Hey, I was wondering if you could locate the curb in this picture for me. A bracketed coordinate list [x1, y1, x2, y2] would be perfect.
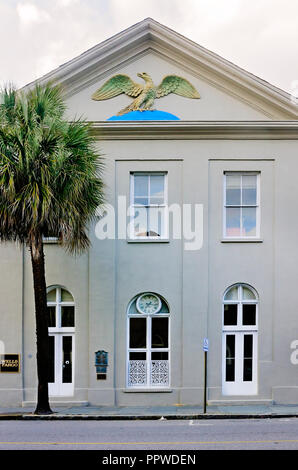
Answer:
[0, 413, 298, 420]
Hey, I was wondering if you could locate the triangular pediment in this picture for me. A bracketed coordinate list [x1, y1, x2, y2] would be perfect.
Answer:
[24, 18, 298, 121]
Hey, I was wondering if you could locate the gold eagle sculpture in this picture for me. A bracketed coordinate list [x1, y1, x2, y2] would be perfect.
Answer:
[91, 72, 200, 115]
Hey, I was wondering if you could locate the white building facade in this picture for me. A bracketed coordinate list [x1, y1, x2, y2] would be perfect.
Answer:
[1, 19, 298, 407]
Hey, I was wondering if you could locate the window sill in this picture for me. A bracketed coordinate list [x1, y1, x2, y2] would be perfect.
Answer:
[221, 238, 263, 243]
[123, 388, 173, 393]
[127, 238, 170, 244]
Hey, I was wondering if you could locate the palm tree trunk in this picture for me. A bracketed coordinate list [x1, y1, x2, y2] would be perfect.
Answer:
[30, 234, 52, 414]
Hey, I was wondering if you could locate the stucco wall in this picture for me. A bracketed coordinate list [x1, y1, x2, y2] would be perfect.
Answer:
[1, 138, 298, 407]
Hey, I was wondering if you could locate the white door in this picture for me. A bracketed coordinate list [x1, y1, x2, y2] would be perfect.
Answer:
[49, 333, 74, 396]
[47, 286, 75, 397]
[222, 331, 257, 395]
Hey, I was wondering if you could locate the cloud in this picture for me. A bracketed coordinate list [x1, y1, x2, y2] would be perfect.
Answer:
[0, 0, 297, 93]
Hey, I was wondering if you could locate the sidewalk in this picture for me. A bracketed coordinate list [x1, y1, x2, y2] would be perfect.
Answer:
[1, 404, 298, 420]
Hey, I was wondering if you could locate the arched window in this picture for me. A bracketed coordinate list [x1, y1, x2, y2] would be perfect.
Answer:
[47, 286, 75, 397]
[222, 283, 258, 395]
[127, 293, 170, 388]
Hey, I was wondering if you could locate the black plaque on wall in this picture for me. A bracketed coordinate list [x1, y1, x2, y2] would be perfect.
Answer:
[0, 355, 20, 373]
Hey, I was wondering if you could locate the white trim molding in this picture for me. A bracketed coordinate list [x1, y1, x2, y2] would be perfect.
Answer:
[91, 120, 298, 140]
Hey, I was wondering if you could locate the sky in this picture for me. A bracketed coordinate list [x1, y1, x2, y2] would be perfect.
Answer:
[1, 0, 298, 95]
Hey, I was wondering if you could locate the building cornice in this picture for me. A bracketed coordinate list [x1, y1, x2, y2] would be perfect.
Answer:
[90, 120, 298, 140]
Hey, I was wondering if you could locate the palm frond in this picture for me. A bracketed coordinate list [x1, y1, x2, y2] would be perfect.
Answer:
[0, 82, 105, 250]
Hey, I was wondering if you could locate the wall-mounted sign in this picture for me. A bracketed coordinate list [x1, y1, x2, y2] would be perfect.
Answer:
[95, 350, 108, 373]
[203, 338, 209, 352]
[0, 354, 20, 373]
[95, 350, 108, 380]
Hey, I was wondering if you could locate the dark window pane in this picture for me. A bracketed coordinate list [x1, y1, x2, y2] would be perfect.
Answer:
[244, 334, 253, 357]
[243, 304, 256, 325]
[226, 360, 235, 382]
[129, 352, 146, 360]
[151, 352, 168, 360]
[97, 374, 106, 380]
[243, 359, 253, 381]
[151, 317, 168, 348]
[243, 335, 253, 381]
[224, 304, 237, 325]
[129, 318, 146, 348]
[62, 336, 72, 383]
[47, 306, 56, 327]
[226, 335, 235, 382]
[61, 306, 75, 327]
[48, 336, 55, 383]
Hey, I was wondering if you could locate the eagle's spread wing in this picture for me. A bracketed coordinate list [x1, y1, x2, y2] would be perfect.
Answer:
[92, 74, 144, 101]
[156, 75, 200, 99]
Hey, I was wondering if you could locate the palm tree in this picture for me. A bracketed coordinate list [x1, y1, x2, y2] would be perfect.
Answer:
[0, 83, 104, 414]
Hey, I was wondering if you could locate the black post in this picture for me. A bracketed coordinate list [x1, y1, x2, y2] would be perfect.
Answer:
[203, 350, 207, 414]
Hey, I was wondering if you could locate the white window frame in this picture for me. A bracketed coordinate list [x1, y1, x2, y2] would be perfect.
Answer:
[47, 287, 75, 396]
[129, 172, 168, 240]
[223, 172, 260, 239]
[127, 295, 170, 389]
[222, 284, 258, 395]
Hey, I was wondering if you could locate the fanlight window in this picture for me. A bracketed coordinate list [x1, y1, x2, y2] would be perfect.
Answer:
[127, 293, 170, 388]
[223, 284, 257, 329]
[47, 287, 75, 328]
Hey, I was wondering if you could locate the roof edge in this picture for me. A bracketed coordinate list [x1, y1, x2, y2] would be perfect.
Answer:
[22, 18, 298, 119]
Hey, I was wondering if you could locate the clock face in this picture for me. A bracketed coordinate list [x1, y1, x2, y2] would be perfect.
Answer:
[137, 294, 161, 314]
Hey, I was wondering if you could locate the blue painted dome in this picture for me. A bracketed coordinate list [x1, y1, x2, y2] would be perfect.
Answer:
[107, 110, 180, 121]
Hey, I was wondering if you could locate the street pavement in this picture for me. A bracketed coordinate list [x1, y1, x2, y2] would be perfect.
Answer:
[0, 417, 298, 449]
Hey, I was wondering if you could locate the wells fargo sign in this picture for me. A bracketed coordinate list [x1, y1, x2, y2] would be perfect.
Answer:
[0, 355, 20, 373]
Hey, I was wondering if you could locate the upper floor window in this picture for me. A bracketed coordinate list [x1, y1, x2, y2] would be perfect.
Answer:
[224, 172, 260, 239]
[130, 172, 168, 239]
